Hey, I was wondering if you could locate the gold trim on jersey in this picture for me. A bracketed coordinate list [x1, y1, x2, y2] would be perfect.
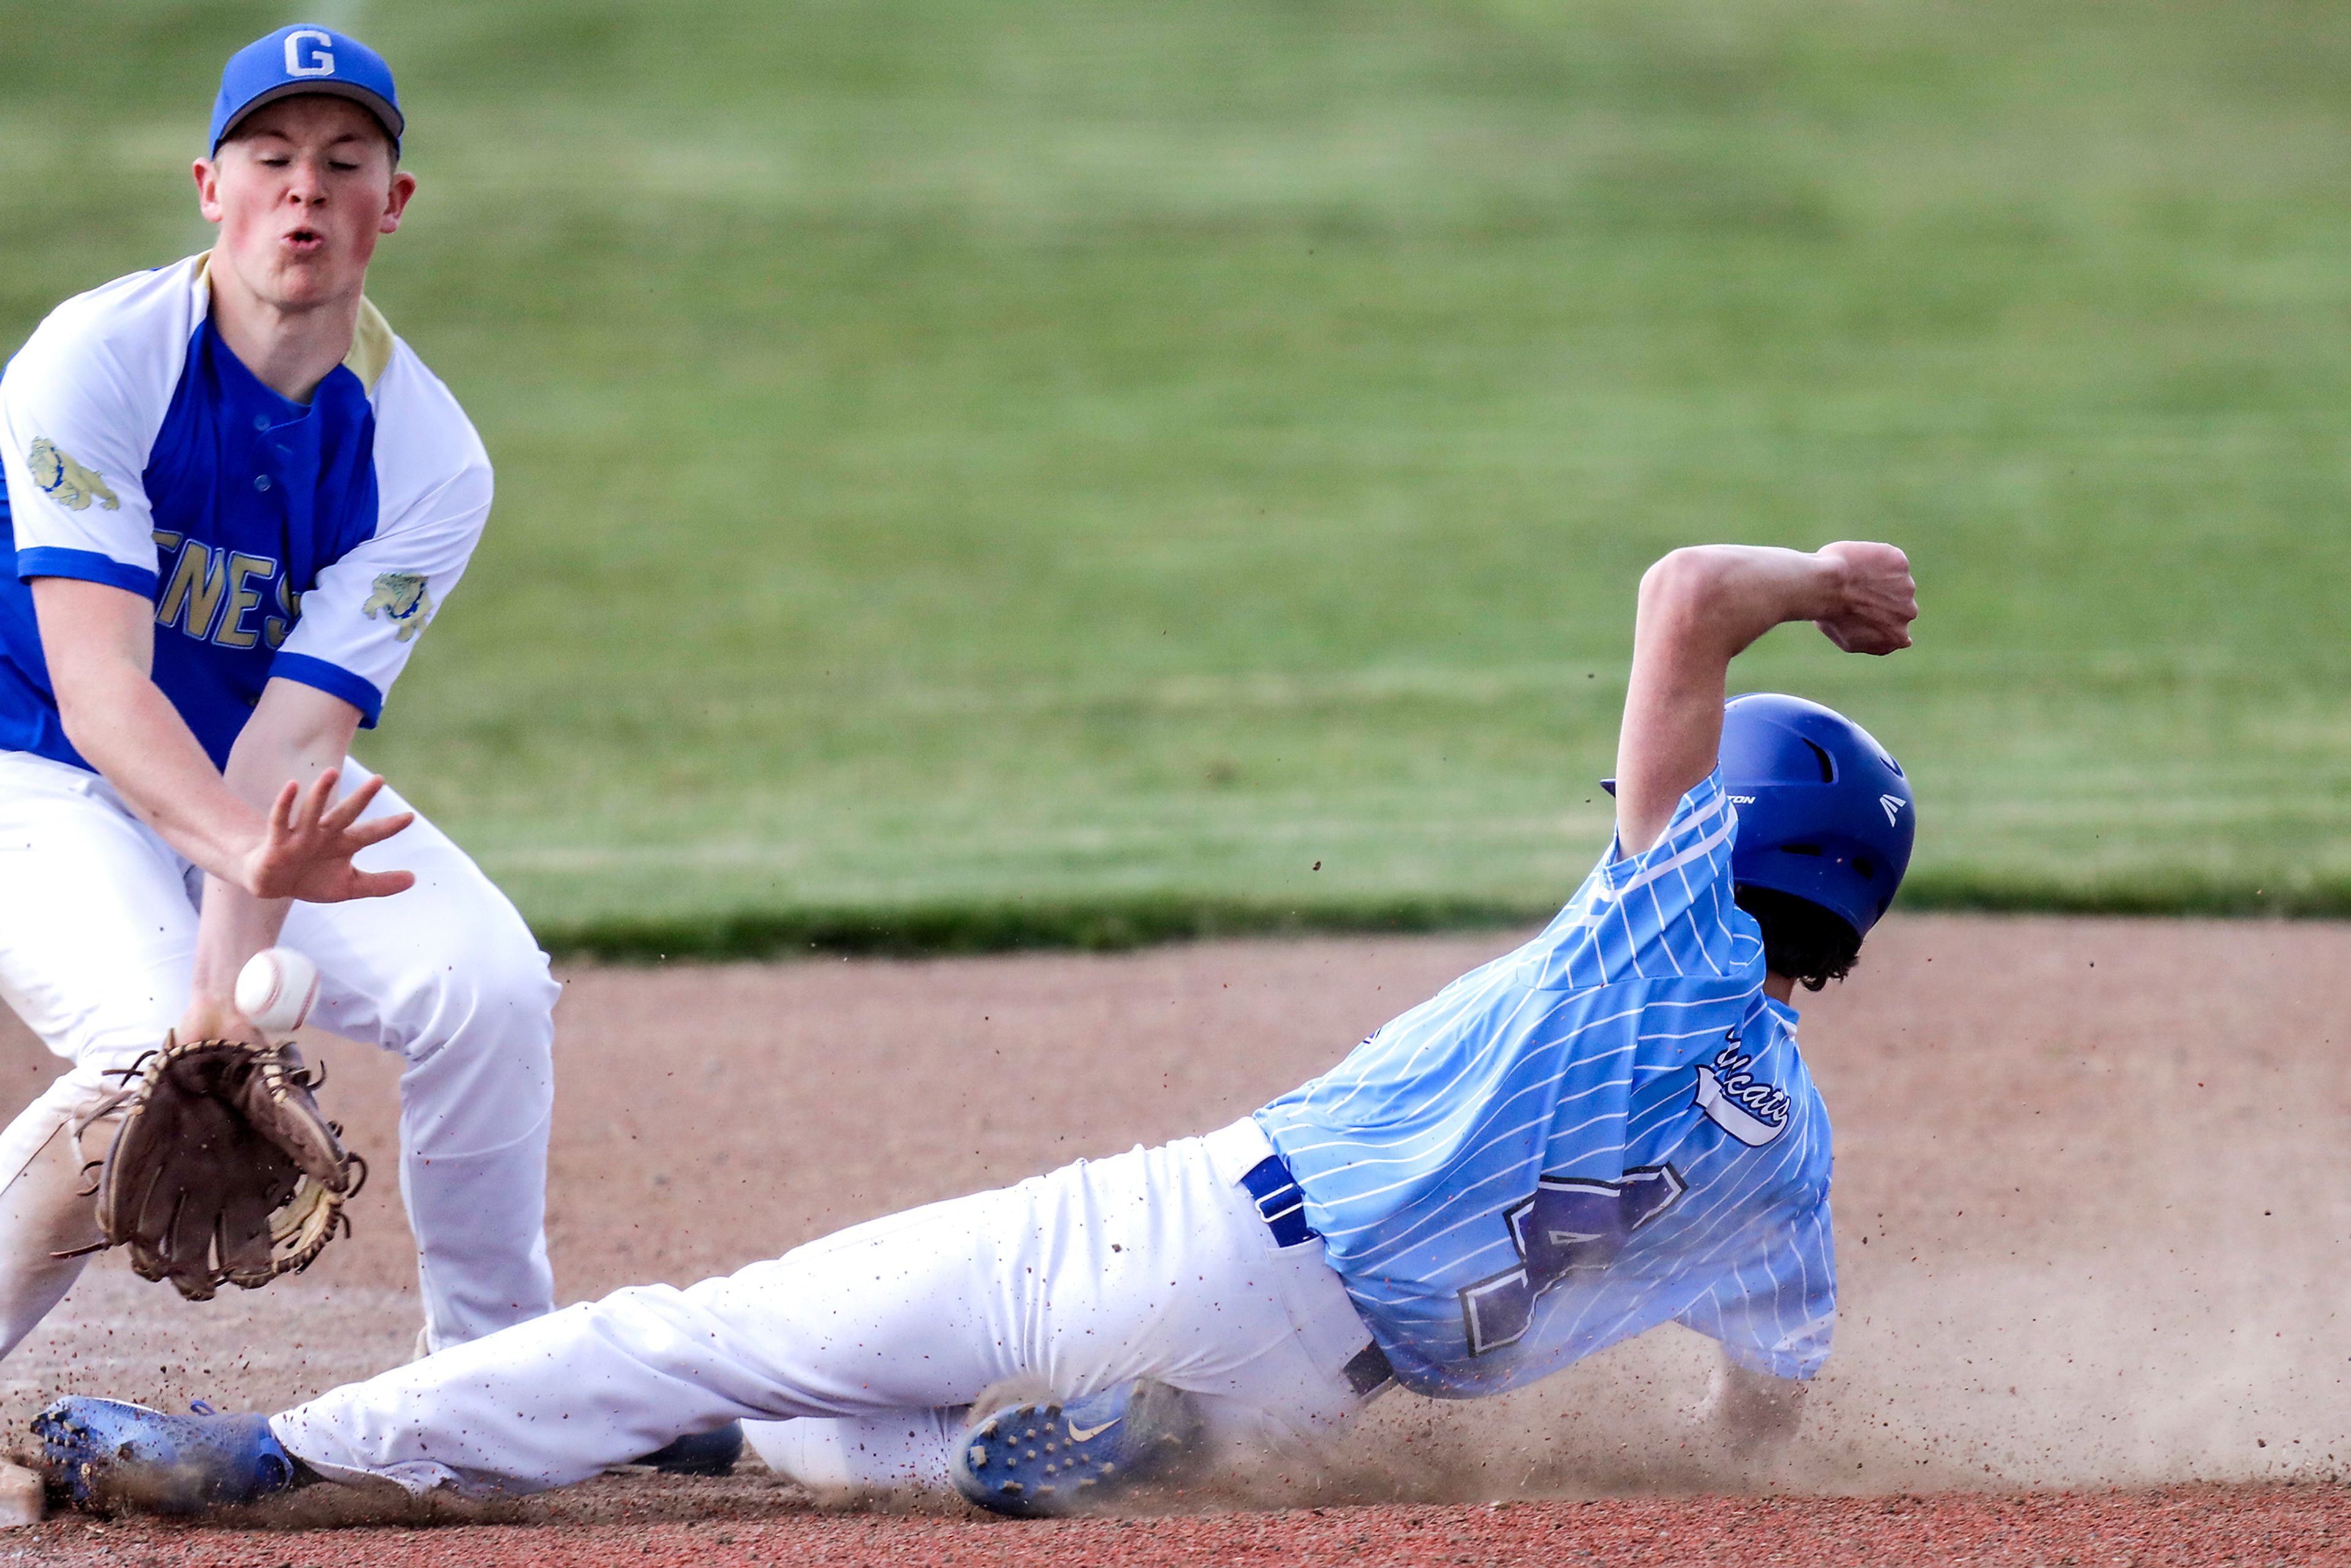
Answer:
[186, 250, 396, 394]
[343, 296, 393, 392]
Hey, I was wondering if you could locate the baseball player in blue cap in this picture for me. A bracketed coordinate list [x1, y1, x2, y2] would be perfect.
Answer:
[0, 21, 626, 1433]
[33, 540, 1918, 1516]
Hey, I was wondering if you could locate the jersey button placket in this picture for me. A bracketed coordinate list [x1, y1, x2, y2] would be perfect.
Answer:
[253, 474, 271, 492]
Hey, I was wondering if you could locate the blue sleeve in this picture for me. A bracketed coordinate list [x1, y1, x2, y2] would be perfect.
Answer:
[1672, 1195, 1837, 1379]
[266, 651, 384, 726]
[14, 545, 157, 596]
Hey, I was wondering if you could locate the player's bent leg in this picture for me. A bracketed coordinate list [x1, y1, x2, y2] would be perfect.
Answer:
[949, 1377, 1210, 1515]
[745, 1409, 965, 1495]
[0, 754, 203, 1362]
[281, 766, 560, 1351]
[0, 756, 205, 1079]
[942, 1121, 1384, 1517]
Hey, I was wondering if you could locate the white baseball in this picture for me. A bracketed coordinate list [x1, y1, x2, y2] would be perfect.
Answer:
[236, 946, 321, 1034]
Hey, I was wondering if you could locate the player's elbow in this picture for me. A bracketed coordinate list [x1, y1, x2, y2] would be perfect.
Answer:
[1635, 547, 1739, 646]
[1639, 546, 1735, 610]
[48, 657, 139, 762]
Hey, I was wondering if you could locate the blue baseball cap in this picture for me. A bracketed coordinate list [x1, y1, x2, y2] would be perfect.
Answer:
[210, 25, 403, 155]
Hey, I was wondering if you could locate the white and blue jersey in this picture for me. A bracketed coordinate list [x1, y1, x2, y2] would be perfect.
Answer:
[1255, 771, 1835, 1397]
[0, 253, 490, 770]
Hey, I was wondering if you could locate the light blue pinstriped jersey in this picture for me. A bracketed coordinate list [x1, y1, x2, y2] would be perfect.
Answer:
[1254, 771, 1835, 1397]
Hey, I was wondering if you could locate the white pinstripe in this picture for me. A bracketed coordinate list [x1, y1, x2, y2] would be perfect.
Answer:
[1256, 771, 1837, 1396]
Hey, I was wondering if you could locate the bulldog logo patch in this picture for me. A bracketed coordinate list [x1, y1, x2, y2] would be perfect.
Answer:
[26, 438, 118, 512]
[363, 571, 435, 642]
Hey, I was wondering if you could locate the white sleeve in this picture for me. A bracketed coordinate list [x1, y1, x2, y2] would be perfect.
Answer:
[271, 345, 491, 726]
[271, 464, 489, 726]
[0, 291, 179, 593]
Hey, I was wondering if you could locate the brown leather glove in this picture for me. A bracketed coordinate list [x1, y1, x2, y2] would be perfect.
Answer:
[86, 1034, 363, 1301]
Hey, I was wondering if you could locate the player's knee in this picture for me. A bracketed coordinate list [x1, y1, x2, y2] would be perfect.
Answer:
[390, 912, 564, 1100]
[460, 931, 560, 1041]
[393, 938, 558, 1151]
[391, 908, 558, 1063]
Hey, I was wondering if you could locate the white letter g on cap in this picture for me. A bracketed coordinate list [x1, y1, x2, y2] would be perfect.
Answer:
[284, 29, 336, 77]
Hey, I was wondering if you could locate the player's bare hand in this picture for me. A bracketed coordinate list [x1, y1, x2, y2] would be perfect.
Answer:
[1813, 540, 1916, 656]
[242, 769, 416, 902]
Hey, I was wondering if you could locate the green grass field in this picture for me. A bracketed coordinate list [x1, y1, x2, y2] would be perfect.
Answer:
[6, 1, 2350, 953]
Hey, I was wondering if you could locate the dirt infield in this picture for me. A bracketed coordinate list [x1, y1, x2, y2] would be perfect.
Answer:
[4, 913, 2349, 1562]
[13, 1484, 2351, 1566]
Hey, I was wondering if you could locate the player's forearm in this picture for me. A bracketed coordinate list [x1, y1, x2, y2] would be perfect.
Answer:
[186, 877, 292, 1016]
[1633, 546, 1850, 669]
[56, 664, 270, 882]
[1613, 546, 1851, 853]
[186, 683, 364, 1009]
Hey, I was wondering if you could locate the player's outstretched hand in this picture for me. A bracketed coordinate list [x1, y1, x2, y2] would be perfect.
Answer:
[1813, 540, 1917, 656]
[243, 769, 416, 903]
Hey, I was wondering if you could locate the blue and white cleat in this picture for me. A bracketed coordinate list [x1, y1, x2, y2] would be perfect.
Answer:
[32, 1397, 301, 1515]
[949, 1379, 1204, 1518]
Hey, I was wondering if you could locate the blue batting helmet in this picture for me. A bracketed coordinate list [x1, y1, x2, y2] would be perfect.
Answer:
[1719, 692, 1913, 938]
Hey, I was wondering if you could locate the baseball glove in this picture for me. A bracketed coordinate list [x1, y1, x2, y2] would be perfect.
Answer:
[76, 1035, 364, 1302]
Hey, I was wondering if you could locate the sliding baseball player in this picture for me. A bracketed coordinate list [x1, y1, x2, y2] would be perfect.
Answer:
[36, 540, 1918, 1516]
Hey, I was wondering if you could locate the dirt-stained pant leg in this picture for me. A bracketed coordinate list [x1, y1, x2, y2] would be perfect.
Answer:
[272, 1121, 1373, 1496]
[743, 1408, 965, 1492]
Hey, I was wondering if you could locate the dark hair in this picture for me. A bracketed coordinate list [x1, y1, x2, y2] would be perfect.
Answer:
[1734, 885, 1862, 992]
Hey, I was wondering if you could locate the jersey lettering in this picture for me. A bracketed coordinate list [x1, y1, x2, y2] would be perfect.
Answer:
[266, 574, 301, 650]
[216, 553, 274, 648]
[156, 538, 231, 640]
[150, 533, 296, 651]
[284, 30, 336, 77]
[1693, 1039, 1791, 1147]
[1458, 1165, 1687, 1356]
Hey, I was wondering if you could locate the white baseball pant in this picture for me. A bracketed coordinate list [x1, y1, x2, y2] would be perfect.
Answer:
[272, 1119, 1376, 1496]
[0, 749, 560, 1360]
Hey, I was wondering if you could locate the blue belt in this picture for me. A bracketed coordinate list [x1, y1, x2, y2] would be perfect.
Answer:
[1240, 1150, 1393, 1398]
[1240, 1152, 1319, 1250]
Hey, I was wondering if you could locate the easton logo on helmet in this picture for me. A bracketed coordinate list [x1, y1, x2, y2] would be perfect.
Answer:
[1879, 793, 1905, 826]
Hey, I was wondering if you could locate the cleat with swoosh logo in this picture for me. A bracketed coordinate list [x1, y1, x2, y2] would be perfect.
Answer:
[948, 1378, 1202, 1517]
